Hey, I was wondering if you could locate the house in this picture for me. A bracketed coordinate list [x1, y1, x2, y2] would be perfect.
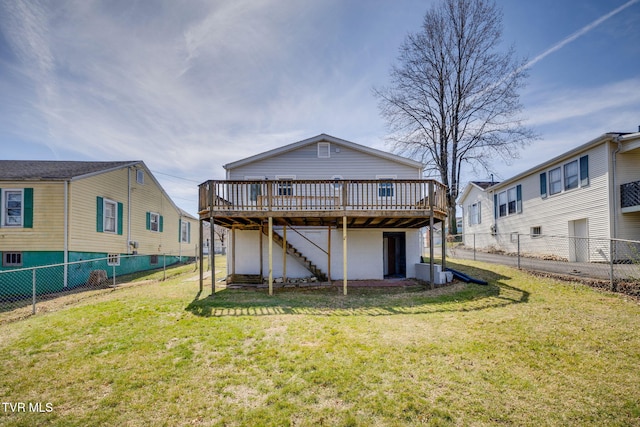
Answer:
[458, 131, 640, 261]
[0, 161, 198, 293]
[197, 134, 448, 293]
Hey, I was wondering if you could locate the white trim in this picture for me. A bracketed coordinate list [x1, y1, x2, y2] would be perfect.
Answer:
[317, 142, 330, 158]
[103, 198, 118, 234]
[1, 188, 24, 227]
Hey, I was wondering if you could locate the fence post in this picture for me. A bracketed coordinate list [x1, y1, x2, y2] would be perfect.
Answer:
[517, 233, 521, 270]
[112, 264, 116, 287]
[473, 233, 476, 261]
[610, 239, 616, 292]
[163, 254, 167, 281]
[32, 269, 36, 315]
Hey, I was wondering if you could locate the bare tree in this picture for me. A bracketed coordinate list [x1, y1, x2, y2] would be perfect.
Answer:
[375, 0, 536, 235]
[213, 224, 228, 254]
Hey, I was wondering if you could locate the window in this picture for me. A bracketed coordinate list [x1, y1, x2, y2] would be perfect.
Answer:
[180, 220, 190, 243]
[543, 155, 589, 197]
[377, 175, 396, 198]
[530, 226, 542, 238]
[2, 252, 22, 267]
[580, 155, 589, 186]
[96, 197, 123, 235]
[3, 190, 23, 226]
[498, 191, 507, 217]
[150, 255, 159, 265]
[245, 177, 265, 202]
[540, 173, 547, 198]
[136, 169, 144, 185]
[468, 202, 481, 225]
[507, 187, 517, 214]
[317, 142, 330, 158]
[332, 175, 343, 190]
[496, 185, 522, 218]
[104, 199, 117, 233]
[549, 167, 562, 195]
[107, 254, 120, 266]
[149, 212, 160, 232]
[564, 160, 579, 191]
[276, 176, 295, 196]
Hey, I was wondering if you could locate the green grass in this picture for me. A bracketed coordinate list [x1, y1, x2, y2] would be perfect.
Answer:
[0, 258, 639, 426]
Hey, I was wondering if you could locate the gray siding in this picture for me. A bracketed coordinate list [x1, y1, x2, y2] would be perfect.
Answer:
[228, 142, 421, 180]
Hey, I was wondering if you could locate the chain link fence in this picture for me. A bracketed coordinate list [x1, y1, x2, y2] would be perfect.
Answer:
[0, 253, 201, 322]
[446, 233, 640, 296]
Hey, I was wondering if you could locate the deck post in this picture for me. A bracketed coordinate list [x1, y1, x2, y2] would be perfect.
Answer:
[429, 181, 435, 289]
[268, 216, 273, 296]
[231, 226, 236, 276]
[211, 218, 216, 295]
[327, 225, 332, 283]
[343, 215, 347, 296]
[259, 224, 264, 279]
[199, 219, 203, 292]
[282, 224, 287, 283]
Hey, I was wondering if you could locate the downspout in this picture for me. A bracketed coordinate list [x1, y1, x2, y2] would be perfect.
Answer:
[611, 136, 623, 240]
[127, 167, 132, 254]
[63, 180, 69, 288]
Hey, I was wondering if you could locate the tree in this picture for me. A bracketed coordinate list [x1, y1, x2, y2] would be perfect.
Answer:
[375, 0, 536, 235]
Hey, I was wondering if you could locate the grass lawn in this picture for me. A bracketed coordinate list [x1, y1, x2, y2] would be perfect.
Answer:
[0, 258, 639, 426]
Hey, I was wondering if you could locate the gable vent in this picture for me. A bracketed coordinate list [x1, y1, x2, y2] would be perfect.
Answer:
[317, 142, 330, 158]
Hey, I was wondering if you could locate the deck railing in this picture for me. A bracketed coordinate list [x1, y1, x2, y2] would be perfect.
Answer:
[621, 180, 640, 209]
[199, 179, 447, 215]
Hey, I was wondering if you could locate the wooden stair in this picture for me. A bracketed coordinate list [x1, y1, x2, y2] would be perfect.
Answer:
[262, 227, 328, 282]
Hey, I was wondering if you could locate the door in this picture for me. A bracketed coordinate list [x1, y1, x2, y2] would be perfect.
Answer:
[569, 219, 589, 262]
[383, 232, 406, 278]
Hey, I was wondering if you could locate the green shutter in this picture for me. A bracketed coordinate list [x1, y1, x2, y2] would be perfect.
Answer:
[516, 185, 522, 213]
[159, 215, 164, 233]
[117, 202, 123, 235]
[493, 194, 498, 219]
[580, 155, 589, 186]
[187, 221, 191, 243]
[540, 173, 547, 198]
[23, 188, 33, 228]
[146, 212, 151, 230]
[178, 219, 182, 242]
[96, 197, 104, 232]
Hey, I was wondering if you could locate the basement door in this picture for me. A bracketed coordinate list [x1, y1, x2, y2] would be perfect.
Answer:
[568, 218, 589, 262]
[383, 232, 406, 278]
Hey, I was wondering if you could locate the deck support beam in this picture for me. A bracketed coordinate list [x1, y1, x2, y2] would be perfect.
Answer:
[429, 182, 435, 290]
[282, 224, 287, 284]
[327, 225, 332, 283]
[211, 218, 216, 295]
[343, 215, 347, 296]
[268, 216, 273, 296]
[199, 219, 203, 292]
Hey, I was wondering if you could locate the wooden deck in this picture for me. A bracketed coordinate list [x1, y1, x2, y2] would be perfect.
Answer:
[198, 179, 448, 228]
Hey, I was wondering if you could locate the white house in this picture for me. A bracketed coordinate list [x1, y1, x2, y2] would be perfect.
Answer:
[198, 134, 448, 290]
[459, 131, 640, 261]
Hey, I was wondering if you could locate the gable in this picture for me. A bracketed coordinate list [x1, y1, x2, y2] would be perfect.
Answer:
[225, 134, 423, 180]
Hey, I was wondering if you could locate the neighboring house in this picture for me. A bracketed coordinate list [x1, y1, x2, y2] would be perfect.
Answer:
[458, 131, 640, 261]
[0, 161, 198, 293]
[198, 134, 448, 287]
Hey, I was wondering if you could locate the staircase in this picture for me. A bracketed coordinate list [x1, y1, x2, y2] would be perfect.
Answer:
[262, 227, 328, 282]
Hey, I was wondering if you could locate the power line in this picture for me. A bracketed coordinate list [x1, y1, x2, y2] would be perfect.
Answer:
[151, 170, 201, 183]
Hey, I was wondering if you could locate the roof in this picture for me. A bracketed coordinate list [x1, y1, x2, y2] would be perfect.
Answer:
[458, 180, 499, 204]
[0, 161, 140, 181]
[488, 132, 639, 192]
[224, 134, 424, 170]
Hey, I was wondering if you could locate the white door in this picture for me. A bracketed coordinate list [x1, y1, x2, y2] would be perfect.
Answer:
[569, 219, 589, 262]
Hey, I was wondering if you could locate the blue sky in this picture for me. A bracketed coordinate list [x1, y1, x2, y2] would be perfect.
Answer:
[1, 0, 639, 216]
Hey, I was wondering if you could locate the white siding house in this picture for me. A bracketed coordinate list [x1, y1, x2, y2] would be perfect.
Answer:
[198, 134, 449, 289]
[459, 131, 640, 261]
